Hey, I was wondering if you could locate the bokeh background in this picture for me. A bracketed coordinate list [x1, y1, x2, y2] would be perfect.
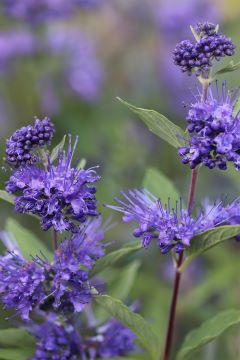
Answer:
[1, 1, 240, 359]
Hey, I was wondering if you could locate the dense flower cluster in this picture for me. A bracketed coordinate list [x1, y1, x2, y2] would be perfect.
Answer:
[0, 29, 37, 72]
[6, 117, 54, 167]
[107, 189, 234, 254]
[0, 218, 105, 319]
[6, 136, 99, 232]
[4, 0, 102, 22]
[0, 253, 45, 320]
[178, 84, 240, 170]
[31, 316, 136, 360]
[173, 23, 235, 77]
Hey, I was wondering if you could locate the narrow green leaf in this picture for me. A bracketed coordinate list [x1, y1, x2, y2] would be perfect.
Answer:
[180, 225, 240, 272]
[0, 328, 35, 348]
[95, 295, 159, 360]
[0, 348, 35, 360]
[50, 135, 66, 163]
[215, 60, 240, 76]
[117, 98, 186, 148]
[110, 260, 141, 300]
[77, 158, 87, 169]
[177, 309, 240, 360]
[233, 95, 240, 118]
[0, 190, 15, 205]
[190, 25, 200, 42]
[143, 167, 180, 205]
[6, 218, 52, 261]
[91, 242, 141, 276]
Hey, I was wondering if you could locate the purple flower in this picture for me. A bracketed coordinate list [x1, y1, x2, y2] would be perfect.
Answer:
[173, 23, 235, 78]
[97, 319, 136, 358]
[51, 218, 106, 313]
[6, 117, 54, 167]
[30, 320, 81, 360]
[47, 25, 104, 102]
[0, 253, 45, 320]
[108, 189, 229, 254]
[0, 29, 37, 72]
[178, 83, 240, 170]
[4, 0, 102, 22]
[6, 136, 100, 232]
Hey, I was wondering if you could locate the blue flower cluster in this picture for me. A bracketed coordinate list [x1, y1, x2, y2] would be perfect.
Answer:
[6, 117, 54, 167]
[178, 84, 240, 170]
[0, 219, 105, 319]
[108, 189, 239, 254]
[30, 316, 135, 360]
[6, 132, 99, 232]
[173, 23, 235, 77]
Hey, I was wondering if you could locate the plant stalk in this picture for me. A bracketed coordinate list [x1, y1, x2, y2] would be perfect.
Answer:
[52, 229, 58, 251]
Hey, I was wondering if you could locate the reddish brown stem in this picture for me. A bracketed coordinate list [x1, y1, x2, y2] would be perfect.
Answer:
[52, 229, 58, 251]
[162, 169, 199, 360]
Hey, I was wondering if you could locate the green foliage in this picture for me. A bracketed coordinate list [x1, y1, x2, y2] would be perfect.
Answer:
[233, 95, 240, 117]
[5, 218, 52, 261]
[50, 134, 66, 163]
[143, 167, 180, 204]
[91, 241, 141, 276]
[214, 60, 240, 76]
[176, 309, 240, 360]
[0, 190, 15, 205]
[95, 295, 160, 360]
[180, 225, 240, 272]
[117, 98, 186, 148]
[0, 328, 35, 360]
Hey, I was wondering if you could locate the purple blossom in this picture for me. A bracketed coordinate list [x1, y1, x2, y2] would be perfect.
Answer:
[30, 316, 135, 359]
[173, 23, 235, 78]
[6, 117, 54, 167]
[178, 83, 240, 170]
[0, 29, 37, 72]
[51, 218, 106, 313]
[107, 189, 230, 254]
[0, 253, 45, 320]
[46, 25, 104, 102]
[30, 320, 81, 360]
[97, 319, 136, 358]
[4, 0, 102, 22]
[6, 136, 100, 232]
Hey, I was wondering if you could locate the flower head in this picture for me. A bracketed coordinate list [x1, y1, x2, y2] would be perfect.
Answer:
[0, 253, 45, 320]
[178, 83, 240, 170]
[173, 23, 235, 77]
[6, 117, 54, 167]
[6, 136, 100, 232]
[108, 189, 230, 254]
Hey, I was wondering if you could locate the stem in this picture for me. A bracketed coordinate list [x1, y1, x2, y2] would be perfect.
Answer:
[162, 78, 208, 360]
[52, 229, 58, 251]
[162, 170, 198, 360]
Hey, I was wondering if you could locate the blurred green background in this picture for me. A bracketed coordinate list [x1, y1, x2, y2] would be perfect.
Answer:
[1, 1, 240, 359]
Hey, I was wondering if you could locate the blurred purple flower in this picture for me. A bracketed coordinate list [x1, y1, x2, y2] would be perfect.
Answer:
[0, 29, 37, 72]
[47, 25, 104, 102]
[4, 0, 103, 22]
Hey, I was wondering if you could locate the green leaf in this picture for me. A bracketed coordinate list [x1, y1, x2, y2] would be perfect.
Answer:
[143, 167, 180, 205]
[0, 328, 35, 348]
[77, 158, 87, 169]
[0, 348, 35, 360]
[214, 60, 240, 76]
[6, 218, 52, 261]
[176, 309, 240, 360]
[117, 98, 186, 148]
[233, 95, 240, 118]
[95, 295, 159, 360]
[50, 135, 66, 163]
[180, 225, 240, 272]
[110, 260, 141, 300]
[0, 190, 15, 205]
[91, 242, 141, 276]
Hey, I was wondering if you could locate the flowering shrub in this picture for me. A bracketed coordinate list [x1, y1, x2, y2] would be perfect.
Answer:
[1, 20, 240, 360]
